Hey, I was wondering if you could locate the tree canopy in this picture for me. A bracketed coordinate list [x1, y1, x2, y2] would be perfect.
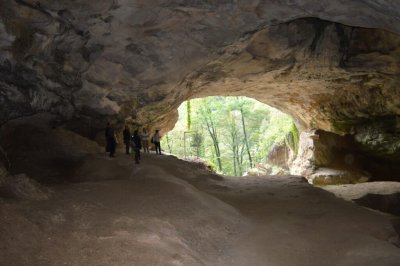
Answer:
[162, 96, 297, 176]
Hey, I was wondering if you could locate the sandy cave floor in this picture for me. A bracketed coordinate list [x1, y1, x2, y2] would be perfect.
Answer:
[1, 153, 400, 266]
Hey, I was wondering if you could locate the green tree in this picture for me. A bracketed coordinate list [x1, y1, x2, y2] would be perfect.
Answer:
[198, 98, 223, 172]
[161, 96, 295, 176]
[165, 133, 173, 154]
[187, 100, 191, 131]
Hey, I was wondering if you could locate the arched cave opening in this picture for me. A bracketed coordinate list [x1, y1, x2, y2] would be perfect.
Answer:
[162, 96, 298, 177]
[161, 94, 400, 186]
[1, 1, 400, 264]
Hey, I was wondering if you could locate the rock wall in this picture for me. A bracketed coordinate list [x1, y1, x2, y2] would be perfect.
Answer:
[0, 114, 103, 183]
[291, 130, 367, 184]
[290, 129, 400, 184]
[267, 144, 290, 169]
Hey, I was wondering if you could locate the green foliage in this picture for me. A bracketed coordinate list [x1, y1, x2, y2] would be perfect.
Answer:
[161, 96, 295, 176]
[256, 108, 294, 161]
[285, 122, 299, 156]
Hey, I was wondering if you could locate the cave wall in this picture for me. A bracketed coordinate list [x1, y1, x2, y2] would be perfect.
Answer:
[0, 114, 104, 183]
[291, 130, 367, 184]
[1, 0, 400, 181]
[291, 129, 400, 184]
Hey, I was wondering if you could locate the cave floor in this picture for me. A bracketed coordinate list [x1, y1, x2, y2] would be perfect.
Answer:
[1, 153, 399, 266]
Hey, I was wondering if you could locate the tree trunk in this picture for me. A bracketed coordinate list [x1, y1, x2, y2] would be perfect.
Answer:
[165, 133, 173, 153]
[232, 149, 237, 176]
[229, 113, 242, 176]
[205, 117, 223, 171]
[240, 107, 253, 168]
[187, 100, 191, 131]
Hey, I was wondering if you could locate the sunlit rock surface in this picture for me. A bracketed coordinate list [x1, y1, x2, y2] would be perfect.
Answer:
[1, 0, 400, 179]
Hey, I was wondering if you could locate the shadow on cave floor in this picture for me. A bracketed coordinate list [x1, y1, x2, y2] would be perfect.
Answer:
[353, 193, 400, 217]
[352, 193, 400, 247]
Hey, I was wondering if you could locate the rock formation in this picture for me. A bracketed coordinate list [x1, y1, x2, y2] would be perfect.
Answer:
[1, 0, 400, 181]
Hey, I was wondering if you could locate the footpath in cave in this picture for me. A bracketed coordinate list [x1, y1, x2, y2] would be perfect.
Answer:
[1, 146, 399, 266]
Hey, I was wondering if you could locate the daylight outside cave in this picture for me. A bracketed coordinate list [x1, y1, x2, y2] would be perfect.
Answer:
[162, 96, 298, 176]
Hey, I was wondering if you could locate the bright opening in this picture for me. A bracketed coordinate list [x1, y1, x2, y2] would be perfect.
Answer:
[162, 96, 299, 176]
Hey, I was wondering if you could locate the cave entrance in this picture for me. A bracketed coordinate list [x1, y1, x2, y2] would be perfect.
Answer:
[161, 96, 299, 176]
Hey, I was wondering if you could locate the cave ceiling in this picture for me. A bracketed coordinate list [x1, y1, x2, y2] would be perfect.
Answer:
[0, 0, 399, 143]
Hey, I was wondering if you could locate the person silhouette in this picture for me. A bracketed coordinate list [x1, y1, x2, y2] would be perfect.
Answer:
[123, 125, 131, 155]
[152, 130, 162, 155]
[132, 130, 142, 163]
[105, 122, 117, 157]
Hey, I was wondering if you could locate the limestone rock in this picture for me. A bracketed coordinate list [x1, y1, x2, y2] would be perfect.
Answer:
[290, 131, 316, 177]
[310, 168, 369, 186]
[245, 163, 289, 176]
[267, 144, 289, 169]
[290, 129, 373, 184]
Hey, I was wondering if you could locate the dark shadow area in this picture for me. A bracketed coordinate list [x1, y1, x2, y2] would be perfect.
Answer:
[0, 114, 103, 184]
[391, 219, 400, 248]
[353, 193, 400, 216]
[363, 158, 400, 182]
[352, 192, 400, 247]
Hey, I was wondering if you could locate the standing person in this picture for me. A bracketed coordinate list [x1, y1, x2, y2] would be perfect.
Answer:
[132, 130, 142, 164]
[141, 128, 149, 153]
[123, 125, 131, 155]
[105, 122, 117, 157]
[152, 130, 162, 155]
[105, 122, 111, 153]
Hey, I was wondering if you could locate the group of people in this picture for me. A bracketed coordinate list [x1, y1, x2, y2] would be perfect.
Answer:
[105, 123, 162, 163]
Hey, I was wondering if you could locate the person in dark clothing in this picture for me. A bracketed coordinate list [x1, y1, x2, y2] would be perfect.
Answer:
[132, 130, 142, 164]
[152, 130, 162, 155]
[105, 122, 117, 157]
[123, 125, 131, 155]
[105, 122, 111, 153]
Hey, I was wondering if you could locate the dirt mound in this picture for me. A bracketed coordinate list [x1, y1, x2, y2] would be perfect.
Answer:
[0, 173, 51, 200]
